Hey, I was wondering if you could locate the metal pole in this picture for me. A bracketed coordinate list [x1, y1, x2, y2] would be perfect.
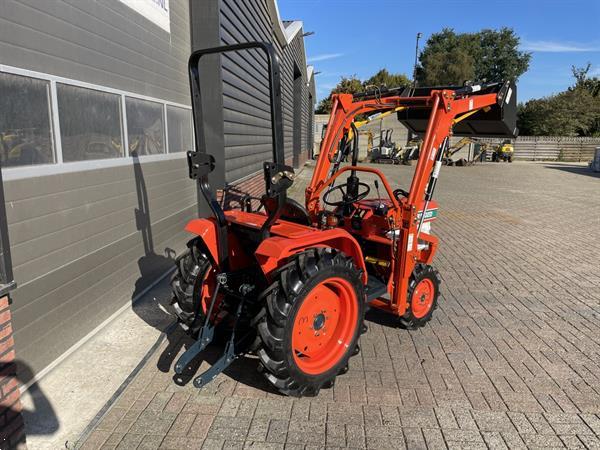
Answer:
[408, 32, 423, 145]
[412, 32, 422, 89]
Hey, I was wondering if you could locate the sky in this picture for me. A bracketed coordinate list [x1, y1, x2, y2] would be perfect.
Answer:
[278, 0, 600, 103]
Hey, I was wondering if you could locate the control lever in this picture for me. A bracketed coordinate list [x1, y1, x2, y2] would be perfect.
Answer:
[373, 180, 388, 216]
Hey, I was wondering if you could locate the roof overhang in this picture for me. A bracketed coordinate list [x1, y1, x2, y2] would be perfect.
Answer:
[266, 0, 303, 47]
[267, 0, 315, 102]
[307, 65, 316, 99]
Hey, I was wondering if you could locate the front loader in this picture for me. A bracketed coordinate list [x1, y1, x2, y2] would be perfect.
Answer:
[171, 42, 517, 396]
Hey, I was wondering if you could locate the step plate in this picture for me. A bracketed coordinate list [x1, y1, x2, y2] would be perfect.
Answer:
[365, 277, 387, 301]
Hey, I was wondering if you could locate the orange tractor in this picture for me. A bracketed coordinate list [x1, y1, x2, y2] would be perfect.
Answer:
[172, 42, 517, 396]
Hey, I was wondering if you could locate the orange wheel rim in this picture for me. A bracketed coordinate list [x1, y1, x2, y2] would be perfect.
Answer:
[292, 277, 358, 375]
[412, 278, 434, 319]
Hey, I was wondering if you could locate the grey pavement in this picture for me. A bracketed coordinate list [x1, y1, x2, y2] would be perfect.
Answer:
[78, 161, 600, 449]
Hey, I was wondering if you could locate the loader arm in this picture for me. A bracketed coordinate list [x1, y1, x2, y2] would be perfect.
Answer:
[306, 82, 516, 314]
[307, 87, 503, 218]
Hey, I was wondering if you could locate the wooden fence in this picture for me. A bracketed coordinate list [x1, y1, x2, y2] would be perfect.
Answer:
[480, 136, 600, 161]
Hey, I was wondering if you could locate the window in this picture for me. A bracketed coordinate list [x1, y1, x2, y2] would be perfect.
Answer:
[167, 105, 193, 153]
[126, 98, 165, 156]
[57, 84, 124, 162]
[0, 73, 54, 167]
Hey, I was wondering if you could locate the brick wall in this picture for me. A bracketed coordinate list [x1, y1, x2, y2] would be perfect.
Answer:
[0, 295, 26, 450]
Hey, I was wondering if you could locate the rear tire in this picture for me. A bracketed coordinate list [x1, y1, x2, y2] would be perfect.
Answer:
[398, 264, 440, 330]
[170, 240, 214, 329]
[257, 248, 365, 397]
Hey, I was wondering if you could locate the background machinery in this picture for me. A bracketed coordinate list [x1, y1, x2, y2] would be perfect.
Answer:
[170, 42, 518, 397]
[492, 139, 514, 162]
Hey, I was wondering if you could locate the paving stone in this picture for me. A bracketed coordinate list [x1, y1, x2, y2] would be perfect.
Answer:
[266, 419, 288, 443]
[159, 436, 205, 449]
[201, 438, 224, 449]
[208, 416, 250, 441]
[115, 433, 145, 450]
[442, 429, 484, 444]
[286, 421, 326, 444]
[520, 433, 566, 449]
[78, 163, 600, 449]
[243, 442, 285, 450]
[402, 427, 426, 449]
[181, 394, 224, 415]
[325, 423, 346, 447]
[327, 403, 364, 425]
[472, 410, 515, 433]
[345, 424, 366, 449]
[137, 434, 165, 450]
[559, 435, 585, 449]
[128, 410, 177, 435]
[167, 413, 196, 436]
[95, 407, 128, 432]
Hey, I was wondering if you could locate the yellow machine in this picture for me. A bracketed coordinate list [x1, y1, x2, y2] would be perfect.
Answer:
[442, 136, 490, 166]
[492, 139, 514, 162]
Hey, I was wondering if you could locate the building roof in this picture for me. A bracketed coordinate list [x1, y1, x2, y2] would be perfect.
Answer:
[266, 0, 314, 97]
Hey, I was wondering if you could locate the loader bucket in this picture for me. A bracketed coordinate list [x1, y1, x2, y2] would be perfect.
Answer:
[397, 82, 518, 138]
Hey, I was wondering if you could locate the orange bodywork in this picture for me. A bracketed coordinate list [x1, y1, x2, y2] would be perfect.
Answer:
[185, 211, 367, 283]
[187, 87, 504, 319]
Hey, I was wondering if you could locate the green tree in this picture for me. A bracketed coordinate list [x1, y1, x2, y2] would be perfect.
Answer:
[315, 70, 410, 114]
[417, 28, 531, 85]
[315, 75, 363, 114]
[416, 29, 476, 86]
[364, 69, 410, 90]
[517, 64, 600, 136]
[571, 63, 600, 97]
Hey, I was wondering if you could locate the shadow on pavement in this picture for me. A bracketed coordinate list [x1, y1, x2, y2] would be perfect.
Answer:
[156, 326, 279, 394]
[18, 362, 59, 437]
[129, 151, 278, 395]
[364, 306, 400, 328]
[544, 164, 600, 178]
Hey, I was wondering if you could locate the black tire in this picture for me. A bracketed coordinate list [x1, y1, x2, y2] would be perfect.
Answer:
[170, 240, 211, 328]
[257, 248, 365, 397]
[398, 264, 440, 330]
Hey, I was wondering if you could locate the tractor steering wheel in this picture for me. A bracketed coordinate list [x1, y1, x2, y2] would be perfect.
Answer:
[323, 182, 370, 207]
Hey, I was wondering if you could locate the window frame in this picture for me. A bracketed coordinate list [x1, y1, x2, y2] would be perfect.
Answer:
[0, 161, 15, 296]
[0, 64, 193, 181]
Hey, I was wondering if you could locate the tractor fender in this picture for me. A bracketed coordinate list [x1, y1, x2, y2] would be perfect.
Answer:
[255, 229, 367, 283]
[184, 218, 219, 265]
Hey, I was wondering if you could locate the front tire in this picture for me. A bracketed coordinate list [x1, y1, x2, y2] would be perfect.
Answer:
[257, 248, 365, 397]
[398, 264, 440, 330]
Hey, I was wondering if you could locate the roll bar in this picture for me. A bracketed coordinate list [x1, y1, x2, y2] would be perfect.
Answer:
[187, 42, 289, 266]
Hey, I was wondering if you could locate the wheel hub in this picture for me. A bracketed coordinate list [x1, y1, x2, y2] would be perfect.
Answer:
[312, 313, 326, 331]
[411, 278, 434, 319]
